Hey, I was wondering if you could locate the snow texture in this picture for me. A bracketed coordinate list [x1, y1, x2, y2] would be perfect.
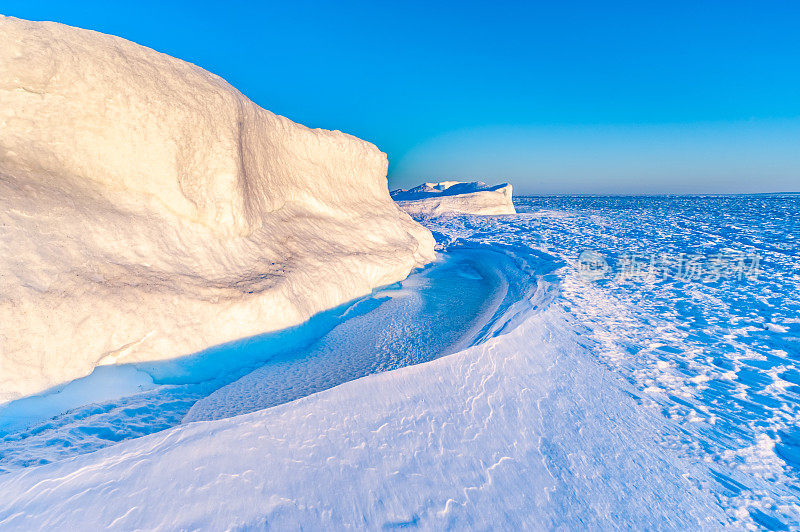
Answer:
[0, 16, 435, 403]
[0, 249, 512, 465]
[182, 249, 513, 423]
[391, 181, 516, 216]
[0, 295, 729, 530]
[3, 194, 779, 529]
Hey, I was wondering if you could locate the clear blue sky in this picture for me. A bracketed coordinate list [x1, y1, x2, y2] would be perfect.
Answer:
[3, 1, 799, 193]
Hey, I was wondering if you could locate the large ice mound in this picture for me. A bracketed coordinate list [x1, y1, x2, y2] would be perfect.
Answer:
[391, 181, 516, 215]
[0, 16, 435, 402]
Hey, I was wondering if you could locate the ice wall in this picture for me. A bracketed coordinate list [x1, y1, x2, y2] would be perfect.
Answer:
[391, 181, 516, 216]
[0, 16, 435, 402]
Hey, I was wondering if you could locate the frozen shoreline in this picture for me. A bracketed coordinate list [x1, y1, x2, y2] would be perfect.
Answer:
[3, 196, 793, 528]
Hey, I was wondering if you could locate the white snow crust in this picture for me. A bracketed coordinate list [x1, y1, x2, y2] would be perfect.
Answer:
[0, 197, 738, 529]
[391, 181, 516, 215]
[0, 17, 751, 531]
[181, 249, 513, 423]
[0, 16, 434, 402]
[0, 293, 729, 530]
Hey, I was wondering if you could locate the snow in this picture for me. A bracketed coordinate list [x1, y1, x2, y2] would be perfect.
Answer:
[1, 16, 786, 531]
[0, 294, 729, 530]
[0, 16, 434, 403]
[6, 185, 785, 528]
[391, 181, 516, 215]
[0, 365, 156, 436]
[182, 249, 513, 423]
[0, 249, 515, 469]
[0, 210, 733, 527]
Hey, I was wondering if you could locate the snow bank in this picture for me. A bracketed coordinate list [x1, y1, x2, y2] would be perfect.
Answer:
[391, 181, 516, 215]
[0, 16, 434, 403]
[0, 303, 729, 530]
[0, 196, 738, 528]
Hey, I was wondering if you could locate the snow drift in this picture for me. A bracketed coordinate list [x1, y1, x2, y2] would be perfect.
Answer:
[391, 181, 516, 215]
[0, 301, 730, 530]
[0, 16, 434, 403]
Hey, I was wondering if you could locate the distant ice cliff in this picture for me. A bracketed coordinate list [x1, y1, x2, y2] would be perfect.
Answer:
[391, 181, 516, 215]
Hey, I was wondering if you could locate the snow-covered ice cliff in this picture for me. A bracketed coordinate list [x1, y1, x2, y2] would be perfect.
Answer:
[391, 181, 516, 215]
[0, 16, 435, 402]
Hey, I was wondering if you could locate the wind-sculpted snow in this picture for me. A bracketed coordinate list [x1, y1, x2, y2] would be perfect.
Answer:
[0, 302, 729, 530]
[0, 16, 434, 402]
[422, 195, 800, 528]
[3, 198, 769, 529]
[0, 249, 529, 465]
[183, 249, 520, 423]
[391, 181, 516, 215]
[1, 40, 796, 525]
[0, 192, 796, 528]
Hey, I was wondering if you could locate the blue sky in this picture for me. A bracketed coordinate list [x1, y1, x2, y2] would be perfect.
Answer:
[4, 1, 799, 193]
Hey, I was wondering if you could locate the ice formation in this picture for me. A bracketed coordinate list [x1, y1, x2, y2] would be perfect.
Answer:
[391, 181, 516, 215]
[0, 16, 434, 402]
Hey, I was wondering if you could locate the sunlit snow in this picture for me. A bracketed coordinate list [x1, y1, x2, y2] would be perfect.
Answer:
[1, 14, 799, 532]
